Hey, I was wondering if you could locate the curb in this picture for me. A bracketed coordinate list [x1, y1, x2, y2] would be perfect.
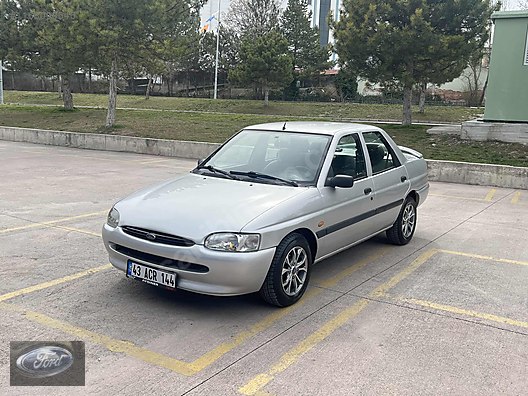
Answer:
[1, 125, 526, 190]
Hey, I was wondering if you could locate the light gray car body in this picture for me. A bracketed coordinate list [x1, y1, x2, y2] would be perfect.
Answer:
[102, 122, 429, 296]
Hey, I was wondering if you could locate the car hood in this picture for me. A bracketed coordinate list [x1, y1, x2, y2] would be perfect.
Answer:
[115, 173, 305, 242]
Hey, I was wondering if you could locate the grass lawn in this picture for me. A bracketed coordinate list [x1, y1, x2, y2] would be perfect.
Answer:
[1, 105, 526, 167]
[4, 90, 482, 123]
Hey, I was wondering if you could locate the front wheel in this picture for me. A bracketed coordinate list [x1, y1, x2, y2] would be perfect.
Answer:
[386, 196, 417, 245]
[260, 233, 311, 307]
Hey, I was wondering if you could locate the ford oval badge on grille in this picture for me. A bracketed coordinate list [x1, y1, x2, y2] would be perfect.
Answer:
[145, 232, 157, 241]
[16, 346, 73, 378]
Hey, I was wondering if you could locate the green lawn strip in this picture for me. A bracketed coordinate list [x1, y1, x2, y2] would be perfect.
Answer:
[1, 105, 526, 167]
[4, 90, 481, 123]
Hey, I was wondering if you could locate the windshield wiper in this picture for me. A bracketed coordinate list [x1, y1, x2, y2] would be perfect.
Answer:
[196, 165, 238, 180]
[230, 171, 298, 187]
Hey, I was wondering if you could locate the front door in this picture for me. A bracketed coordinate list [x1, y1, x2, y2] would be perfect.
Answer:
[316, 133, 377, 259]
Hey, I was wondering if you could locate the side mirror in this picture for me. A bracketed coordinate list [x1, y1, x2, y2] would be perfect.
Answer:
[327, 175, 354, 188]
[197, 158, 204, 166]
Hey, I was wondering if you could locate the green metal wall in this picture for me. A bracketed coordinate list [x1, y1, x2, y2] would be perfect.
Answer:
[484, 11, 528, 122]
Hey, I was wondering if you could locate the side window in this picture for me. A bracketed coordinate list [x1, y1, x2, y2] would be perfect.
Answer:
[328, 134, 367, 179]
[362, 131, 400, 174]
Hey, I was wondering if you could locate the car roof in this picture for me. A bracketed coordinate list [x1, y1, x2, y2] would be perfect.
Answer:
[243, 121, 381, 136]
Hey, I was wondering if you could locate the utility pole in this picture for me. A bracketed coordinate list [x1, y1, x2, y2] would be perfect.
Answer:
[213, 0, 221, 100]
[0, 60, 4, 104]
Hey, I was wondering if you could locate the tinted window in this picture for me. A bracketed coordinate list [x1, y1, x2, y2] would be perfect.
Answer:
[362, 131, 400, 174]
[327, 134, 367, 179]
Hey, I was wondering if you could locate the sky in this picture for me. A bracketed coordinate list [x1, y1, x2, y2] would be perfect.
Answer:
[199, 0, 528, 31]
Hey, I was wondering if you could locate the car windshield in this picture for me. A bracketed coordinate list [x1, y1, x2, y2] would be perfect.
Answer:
[196, 130, 331, 186]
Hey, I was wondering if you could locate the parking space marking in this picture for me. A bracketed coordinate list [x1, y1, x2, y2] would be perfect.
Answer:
[400, 298, 528, 330]
[239, 249, 437, 395]
[438, 249, 528, 267]
[0, 264, 112, 303]
[0, 247, 389, 378]
[139, 158, 174, 165]
[51, 225, 101, 237]
[190, 247, 388, 372]
[0, 302, 196, 376]
[485, 188, 497, 202]
[428, 194, 488, 202]
[511, 191, 521, 204]
[0, 211, 106, 234]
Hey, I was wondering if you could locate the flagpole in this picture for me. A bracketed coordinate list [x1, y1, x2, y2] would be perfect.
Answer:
[0, 60, 4, 105]
[213, 0, 221, 100]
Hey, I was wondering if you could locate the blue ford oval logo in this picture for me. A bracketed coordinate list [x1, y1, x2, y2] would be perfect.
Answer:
[16, 346, 73, 378]
[145, 233, 156, 241]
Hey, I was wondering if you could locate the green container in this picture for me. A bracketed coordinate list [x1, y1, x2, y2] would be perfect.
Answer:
[484, 11, 528, 122]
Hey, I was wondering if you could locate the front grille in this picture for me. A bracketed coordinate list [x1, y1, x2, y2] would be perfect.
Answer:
[121, 226, 195, 247]
[112, 244, 209, 273]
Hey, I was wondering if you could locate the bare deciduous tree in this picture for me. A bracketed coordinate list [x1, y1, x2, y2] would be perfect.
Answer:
[226, 0, 281, 38]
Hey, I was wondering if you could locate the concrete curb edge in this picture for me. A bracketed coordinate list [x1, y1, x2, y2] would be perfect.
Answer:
[1, 125, 526, 190]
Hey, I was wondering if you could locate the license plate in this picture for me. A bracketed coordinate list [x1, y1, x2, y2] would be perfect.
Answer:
[126, 261, 176, 289]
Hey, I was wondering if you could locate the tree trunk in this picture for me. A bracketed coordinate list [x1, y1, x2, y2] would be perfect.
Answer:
[61, 75, 74, 110]
[88, 68, 92, 93]
[418, 82, 426, 114]
[264, 87, 269, 106]
[478, 74, 488, 107]
[145, 76, 152, 100]
[106, 57, 118, 128]
[402, 85, 413, 125]
[57, 75, 62, 99]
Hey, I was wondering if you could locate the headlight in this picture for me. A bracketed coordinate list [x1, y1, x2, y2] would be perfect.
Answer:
[204, 233, 260, 252]
[107, 207, 120, 228]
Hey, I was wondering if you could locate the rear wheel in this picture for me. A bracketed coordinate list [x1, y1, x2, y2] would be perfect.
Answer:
[260, 233, 311, 307]
[386, 196, 417, 245]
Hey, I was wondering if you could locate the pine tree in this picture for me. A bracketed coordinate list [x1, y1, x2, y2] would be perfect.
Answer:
[281, 0, 330, 76]
[230, 30, 293, 106]
[334, 0, 496, 125]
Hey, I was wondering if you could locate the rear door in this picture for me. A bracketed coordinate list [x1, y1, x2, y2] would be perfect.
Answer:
[362, 131, 410, 232]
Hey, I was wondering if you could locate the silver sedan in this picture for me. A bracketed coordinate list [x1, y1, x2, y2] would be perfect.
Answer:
[102, 122, 429, 306]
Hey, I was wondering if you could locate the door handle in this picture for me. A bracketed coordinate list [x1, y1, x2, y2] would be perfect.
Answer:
[401, 176, 408, 183]
[364, 187, 372, 195]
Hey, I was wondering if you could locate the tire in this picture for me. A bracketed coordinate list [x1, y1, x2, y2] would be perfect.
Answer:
[386, 196, 417, 245]
[260, 233, 312, 307]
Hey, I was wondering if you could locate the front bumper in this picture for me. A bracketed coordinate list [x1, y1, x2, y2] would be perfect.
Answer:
[102, 224, 276, 296]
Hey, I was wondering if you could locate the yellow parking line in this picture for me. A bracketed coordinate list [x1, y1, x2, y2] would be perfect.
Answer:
[0, 246, 388, 376]
[428, 194, 487, 202]
[511, 191, 521, 204]
[239, 249, 437, 395]
[484, 188, 497, 202]
[0, 302, 196, 376]
[0, 211, 106, 234]
[190, 248, 388, 372]
[0, 247, 389, 379]
[0, 264, 112, 303]
[53, 225, 101, 237]
[239, 300, 370, 395]
[140, 158, 173, 165]
[371, 249, 438, 298]
[438, 249, 528, 267]
[400, 298, 528, 329]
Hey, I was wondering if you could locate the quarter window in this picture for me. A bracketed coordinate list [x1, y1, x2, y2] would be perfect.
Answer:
[362, 131, 400, 174]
